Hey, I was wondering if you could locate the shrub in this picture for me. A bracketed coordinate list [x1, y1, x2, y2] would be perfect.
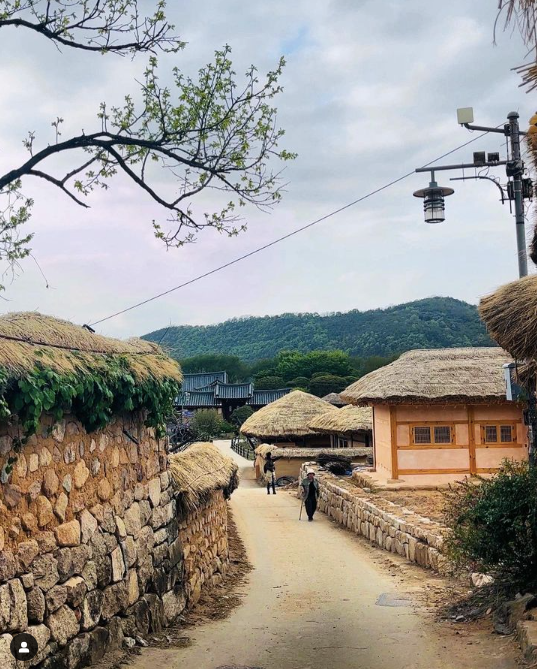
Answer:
[191, 409, 229, 440]
[254, 375, 286, 390]
[309, 374, 348, 397]
[290, 376, 310, 389]
[230, 405, 254, 429]
[445, 460, 537, 589]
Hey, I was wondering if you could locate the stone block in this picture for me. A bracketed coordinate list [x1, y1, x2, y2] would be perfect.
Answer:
[107, 616, 124, 651]
[21, 573, 34, 590]
[64, 576, 87, 608]
[143, 594, 164, 633]
[518, 619, 537, 662]
[28, 623, 51, 666]
[101, 581, 129, 620]
[33, 554, 59, 591]
[81, 562, 98, 591]
[0, 553, 17, 582]
[0, 579, 28, 631]
[47, 604, 79, 646]
[45, 585, 68, 614]
[111, 547, 125, 583]
[124, 502, 142, 538]
[52, 421, 66, 443]
[148, 478, 161, 507]
[56, 549, 74, 583]
[162, 588, 186, 625]
[97, 479, 112, 502]
[62, 474, 72, 493]
[21, 513, 38, 533]
[73, 461, 90, 489]
[37, 496, 54, 527]
[29, 453, 39, 472]
[81, 590, 103, 631]
[54, 493, 69, 523]
[55, 520, 81, 547]
[66, 633, 91, 669]
[27, 587, 46, 623]
[4, 484, 22, 508]
[79, 510, 98, 544]
[0, 634, 15, 669]
[70, 545, 90, 575]
[122, 537, 137, 569]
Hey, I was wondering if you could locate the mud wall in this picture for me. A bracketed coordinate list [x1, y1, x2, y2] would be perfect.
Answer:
[0, 415, 230, 668]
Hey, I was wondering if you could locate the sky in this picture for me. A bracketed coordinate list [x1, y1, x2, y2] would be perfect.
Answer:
[0, 0, 535, 339]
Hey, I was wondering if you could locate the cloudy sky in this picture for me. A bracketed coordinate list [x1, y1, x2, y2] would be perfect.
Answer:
[0, 0, 535, 338]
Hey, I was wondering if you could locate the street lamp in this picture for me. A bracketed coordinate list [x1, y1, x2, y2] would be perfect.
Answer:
[413, 173, 454, 224]
[413, 109, 532, 279]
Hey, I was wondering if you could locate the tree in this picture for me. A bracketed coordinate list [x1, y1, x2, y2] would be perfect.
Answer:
[229, 405, 254, 430]
[309, 374, 348, 397]
[179, 354, 249, 383]
[254, 375, 286, 390]
[0, 0, 295, 288]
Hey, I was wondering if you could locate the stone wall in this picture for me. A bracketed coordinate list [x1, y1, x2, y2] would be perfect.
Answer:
[179, 490, 229, 606]
[299, 464, 447, 573]
[0, 414, 231, 668]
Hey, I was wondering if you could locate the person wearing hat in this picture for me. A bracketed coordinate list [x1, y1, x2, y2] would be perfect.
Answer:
[263, 451, 283, 495]
[300, 469, 320, 521]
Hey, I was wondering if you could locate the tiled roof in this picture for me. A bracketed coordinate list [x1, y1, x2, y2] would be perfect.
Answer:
[181, 372, 228, 392]
[176, 391, 217, 407]
[248, 388, 292, 406]
[214, 383, 254, 399]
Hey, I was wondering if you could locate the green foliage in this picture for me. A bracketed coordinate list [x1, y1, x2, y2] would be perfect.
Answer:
[0, 361, 179, 476]
[309, 374, 348, 397]
[273, 350, 353, 380]
[190, 409, 231, 440]
[179, 353, 250, 383]
[444, 461, 537, 589]
[289, 376, 310, 390]
[254, 375, 286, 390]
[229, 405, 254, 429]
[145, 298, 492, 361]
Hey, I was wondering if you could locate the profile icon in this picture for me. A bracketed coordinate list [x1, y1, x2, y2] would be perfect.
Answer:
[10, 633, 39, 661]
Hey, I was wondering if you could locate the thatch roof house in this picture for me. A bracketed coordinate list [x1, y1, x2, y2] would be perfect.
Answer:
[309, 405, 373, 448]
[169, 442, 239, 513]
[479, 275, 537, 364]
[322, 392, 348, 407]
[240, 390, 336, 444]
[340, 348, 528, 485]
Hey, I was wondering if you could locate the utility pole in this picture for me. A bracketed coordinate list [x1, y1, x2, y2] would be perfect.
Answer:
[414, 109, 535, 465]
[413, 108, 530, 279]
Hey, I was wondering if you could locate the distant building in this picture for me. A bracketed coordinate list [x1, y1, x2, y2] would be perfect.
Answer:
[176, 372, 291, 419]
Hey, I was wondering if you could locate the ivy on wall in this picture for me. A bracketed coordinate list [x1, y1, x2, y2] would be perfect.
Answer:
[0, 357, 180, 477]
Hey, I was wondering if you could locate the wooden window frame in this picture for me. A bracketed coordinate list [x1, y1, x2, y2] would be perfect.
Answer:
[409, 423, 455, 448]
[479, 422, 518, 447]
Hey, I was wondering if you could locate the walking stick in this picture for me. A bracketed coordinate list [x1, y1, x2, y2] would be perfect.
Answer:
[299, 499, 304, 520]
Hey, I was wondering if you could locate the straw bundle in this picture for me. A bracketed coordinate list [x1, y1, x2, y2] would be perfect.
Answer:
[479, 275, 537, 361]
[240, 390, 337, 439]
[0, 312, 182, 382]
[309, 405, 373, 434]
[340, 347, 512, 405]
[169, 442, 239, 513]
[254, 444, 371, 459]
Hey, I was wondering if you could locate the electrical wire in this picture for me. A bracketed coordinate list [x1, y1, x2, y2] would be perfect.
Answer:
[89, 126, 501, 328]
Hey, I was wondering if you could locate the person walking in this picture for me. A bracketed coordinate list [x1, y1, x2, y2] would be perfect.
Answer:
[263, 451, 282, 495]
[300, 469, 320, 521]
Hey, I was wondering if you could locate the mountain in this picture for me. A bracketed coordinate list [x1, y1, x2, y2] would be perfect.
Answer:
[142, 297, 492, 362]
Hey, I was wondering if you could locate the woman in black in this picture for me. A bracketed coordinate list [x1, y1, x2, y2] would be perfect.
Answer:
[300, 469, 320, 521]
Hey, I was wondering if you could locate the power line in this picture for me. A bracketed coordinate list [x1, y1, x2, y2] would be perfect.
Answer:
[89, 127, 499, 328]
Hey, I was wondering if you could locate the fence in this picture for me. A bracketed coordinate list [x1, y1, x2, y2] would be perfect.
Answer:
[231, 435, 256, 460]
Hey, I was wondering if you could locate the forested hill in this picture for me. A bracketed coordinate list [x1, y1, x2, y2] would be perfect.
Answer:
[143, 297, 492, 362]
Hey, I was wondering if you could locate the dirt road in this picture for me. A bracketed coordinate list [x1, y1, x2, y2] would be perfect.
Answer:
[127, 442, 518, 669]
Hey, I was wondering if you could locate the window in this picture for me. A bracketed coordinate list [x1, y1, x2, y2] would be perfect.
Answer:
[413, 427, 431, 444]
[434, 426, 451, 444]
[412, 425, 452, 446]
[482, 423, 516, 445]
[337, 437, 349, 448]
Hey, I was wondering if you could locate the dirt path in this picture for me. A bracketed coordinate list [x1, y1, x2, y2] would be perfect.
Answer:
[126, 442, 519, 669]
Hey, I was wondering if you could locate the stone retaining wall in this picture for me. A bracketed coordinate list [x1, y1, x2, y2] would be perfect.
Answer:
[0, 415, 231, 668]
[300, 464, 447, 573]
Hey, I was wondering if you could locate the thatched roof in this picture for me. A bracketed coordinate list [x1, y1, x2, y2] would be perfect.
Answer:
[0, 312, 182, 382]
[309, 405, 373, 434]
[240, 390, 337, 439]
[340, 347, 512, 405]
[169, 442, 238, 513]
[321, 392, 348, 406]
[479, 276, 537, 362]
[255, 443, 371, 459]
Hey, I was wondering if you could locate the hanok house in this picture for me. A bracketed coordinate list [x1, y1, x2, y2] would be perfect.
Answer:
[340, 348, 528, 486]
[309, 405, 373, 449]
[176, 372, 291, 420]
[241, 390, 370, 478]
